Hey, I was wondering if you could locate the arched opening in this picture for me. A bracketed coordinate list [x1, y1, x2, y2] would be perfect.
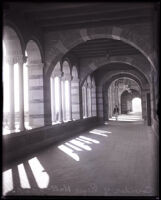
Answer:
[121, 90, 132, 114]
[50, 62, 62, 123]
[108, 77, 143, 122]
[62, 60, 71, 122]
[91, 77, 97, 116]
[87, 76, 92, 117]
[132, 97, 142, 113]
[3, 42, 10, 132]
[82, 75, 95, 118]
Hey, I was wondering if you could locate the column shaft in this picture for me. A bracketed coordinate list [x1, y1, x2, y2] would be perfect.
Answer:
[59, 77, 63, 122]
[19, 62, 25, 131]
[52, 77, 56, 122]
[9, 63, 15, 130]
[85, 86, 88, 117]
[69, 80, 72, 120]
[62, 80, 66, 121]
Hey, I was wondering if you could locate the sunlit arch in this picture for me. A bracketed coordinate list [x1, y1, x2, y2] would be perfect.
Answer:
[3, 26, 23, 134]
[50, 62, 61, 123]
[132, 97, 142, 113]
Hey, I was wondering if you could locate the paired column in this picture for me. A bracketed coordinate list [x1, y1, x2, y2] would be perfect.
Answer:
[6, 56, 25, 131]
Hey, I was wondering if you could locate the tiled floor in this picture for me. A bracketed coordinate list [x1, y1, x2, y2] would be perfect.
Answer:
[2, 114, 158, 196]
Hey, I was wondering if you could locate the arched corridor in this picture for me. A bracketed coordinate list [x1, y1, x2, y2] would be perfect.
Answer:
[2, 2, 159, 197]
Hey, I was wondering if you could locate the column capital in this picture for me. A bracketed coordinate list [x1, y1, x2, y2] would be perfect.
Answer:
[62, 74, 71, 81]
[26, 62, 44, 68]
[5, 55, 23, 66]
[52, 71, 62, 78]
[72, 77, 79, 82]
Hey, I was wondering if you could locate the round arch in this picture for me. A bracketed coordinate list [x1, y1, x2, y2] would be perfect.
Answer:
[80, 61, 151, 87]
[47, 26, 156, 77]
[120, 89, 141, 114]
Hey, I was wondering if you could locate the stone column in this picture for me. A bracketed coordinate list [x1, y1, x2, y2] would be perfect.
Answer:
[7, 58, 15, 130]
[141, 89, 147, 122]
[68, 79, 72, 121]
[90, 86, 92, 117]
[85, 84, 88, 117]
[19, 58, 25, 131]
[71, 77, 80, 120]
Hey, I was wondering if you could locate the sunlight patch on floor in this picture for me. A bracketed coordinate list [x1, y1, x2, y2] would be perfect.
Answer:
[3, 169, 13, 195]
[28, 157, 49, 189]
[58, 145, 80, 161]
[18, 163, 31, 189]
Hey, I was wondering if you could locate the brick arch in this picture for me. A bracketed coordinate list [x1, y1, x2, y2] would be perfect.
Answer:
[46, 26, 155, 76]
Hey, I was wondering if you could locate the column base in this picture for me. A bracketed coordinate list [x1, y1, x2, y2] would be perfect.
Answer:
[19, 126, 25, 132]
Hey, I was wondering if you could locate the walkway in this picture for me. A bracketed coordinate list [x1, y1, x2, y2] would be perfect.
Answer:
[3, 117, 158, 196]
